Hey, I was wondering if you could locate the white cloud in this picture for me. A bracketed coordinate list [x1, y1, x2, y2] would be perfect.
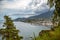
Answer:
[0, 0, 50, 19]
[0, 0, 49, 13]
[30, 0, 48, 10]
[1, 0, 48, 10]
[1, 0, 32, 9]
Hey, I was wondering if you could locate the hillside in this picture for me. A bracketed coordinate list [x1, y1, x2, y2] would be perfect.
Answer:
[29, 10, 54, 19]
[14, 9, 54, 22]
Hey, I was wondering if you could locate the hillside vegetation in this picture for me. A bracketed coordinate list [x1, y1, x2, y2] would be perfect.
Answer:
[36, 26, 60, 40]
[35, 0, 60, 40]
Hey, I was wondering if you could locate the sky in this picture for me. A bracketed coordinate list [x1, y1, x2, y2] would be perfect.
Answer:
[0, 0, 48, 9]
[0, 0, 51, 20]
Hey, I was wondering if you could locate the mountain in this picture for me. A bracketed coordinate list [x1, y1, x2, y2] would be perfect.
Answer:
[14, 9, 54, 22]
[28, 10, 54, 19]
[14, 18, 27, 22]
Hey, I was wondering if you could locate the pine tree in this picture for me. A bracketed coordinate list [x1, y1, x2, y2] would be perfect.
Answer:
[0, 16, 21, 40]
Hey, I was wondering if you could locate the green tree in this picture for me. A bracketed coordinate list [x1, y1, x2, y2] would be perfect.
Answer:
[48, 0, 60, 27]
[0, 16, 21, 40]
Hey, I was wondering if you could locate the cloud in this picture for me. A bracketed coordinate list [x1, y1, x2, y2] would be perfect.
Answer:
[0, 0, 48, 10]
[0, 0, 52, 20]
[29, 0, 48, 10]
[1, 0, 32, 9]
[0, 0, 49, 13]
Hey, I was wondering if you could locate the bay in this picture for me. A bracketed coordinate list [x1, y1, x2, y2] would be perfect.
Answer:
[0, 21, 51, 40]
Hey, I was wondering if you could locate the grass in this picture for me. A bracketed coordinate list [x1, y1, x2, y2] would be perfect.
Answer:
[35, 26, 60, 40]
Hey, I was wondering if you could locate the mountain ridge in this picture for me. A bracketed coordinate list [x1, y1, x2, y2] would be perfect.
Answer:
[14, 9, 54, 22]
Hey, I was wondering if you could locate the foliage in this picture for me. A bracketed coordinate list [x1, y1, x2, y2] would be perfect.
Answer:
[36, 26, 60, 40]
[35, 0, 60, 40]
[0, 16, 22, 40]
[49, 0, 60, 27]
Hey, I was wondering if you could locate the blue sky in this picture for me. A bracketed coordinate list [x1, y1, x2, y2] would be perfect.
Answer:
[0, 0, 51, 20]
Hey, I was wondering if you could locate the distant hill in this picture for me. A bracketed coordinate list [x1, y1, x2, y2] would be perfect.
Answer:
[14, 9, 54, 22]
[14, 18, 27, 22]
[28, 10, 54, 19]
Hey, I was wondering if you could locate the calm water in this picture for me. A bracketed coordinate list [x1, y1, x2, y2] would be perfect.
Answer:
[0, 21, 51, 40]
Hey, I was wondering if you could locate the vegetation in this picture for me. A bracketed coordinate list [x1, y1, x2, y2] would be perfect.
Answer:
[35, 26, 60, 40]
[0, 16, 22, 40]
[0, 0, 60, 40]
[34, 0, 60, 40]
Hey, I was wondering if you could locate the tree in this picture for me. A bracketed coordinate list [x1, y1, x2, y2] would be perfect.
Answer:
[48, 0, 60, 27]
[0, 16, 21, 40]
[34, 0, 60, 40]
